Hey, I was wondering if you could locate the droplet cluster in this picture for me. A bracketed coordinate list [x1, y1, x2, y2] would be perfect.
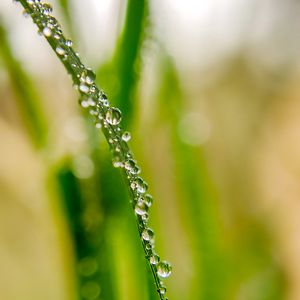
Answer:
[17, 1, 172, 298]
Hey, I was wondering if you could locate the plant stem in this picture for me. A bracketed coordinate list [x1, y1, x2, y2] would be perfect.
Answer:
[16, 1, 171, 299]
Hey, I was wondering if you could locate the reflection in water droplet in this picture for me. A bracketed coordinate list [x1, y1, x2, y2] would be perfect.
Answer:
[157, 261, 172, 278]
[105, 107, 122, 125]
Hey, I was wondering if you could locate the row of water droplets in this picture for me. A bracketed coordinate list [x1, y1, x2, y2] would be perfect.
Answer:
[17, 0, 172, 299]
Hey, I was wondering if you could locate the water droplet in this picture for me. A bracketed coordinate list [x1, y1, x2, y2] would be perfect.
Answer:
[142, 228, 154, 242]
[124, 159, 140, 175]
[56, 46, 65, 56]
[42, 26, 52, 37]
[79, 84, 90, 94]
[87, 98, 96, 106]
[42, 3, 52, 15]
[141, 213, 149, 223]
[105, 107, 122, 125]
[157, 261, 172, 278]
[65, 39, 73, 47]
[112, 157, 124, 168]
[150, 254, 160, 265]
[85, 69, 96, 85]
[81, 281, 101, 299]
[159, 286, 167, 295]
[135, 199, 148, 216]
[144, 194, 153, 207]
[122, 131, 131, 142]
[131, 177, 148, 193]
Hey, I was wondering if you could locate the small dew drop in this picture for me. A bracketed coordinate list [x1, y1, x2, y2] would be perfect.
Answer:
[79, 84, 90, 94]
[95, 122, 102, 129]
[122, 131, 131, 142]
[150, 254, 160, 265]
[112, 158, 124, 168]
[42, 3, 53, 15]
[144, 194, 153, 207]
[42, 27, 52, 37]
[159, 286, 167, 295]
[142, 228, 154, 242]
[135, 199, 148, 216]
[157, 261, 172, 278]
[105, 107, 122, 125]
[65, 39, 73, 47]
[56, 46, 65, 56]
[85, 69, 96, 85]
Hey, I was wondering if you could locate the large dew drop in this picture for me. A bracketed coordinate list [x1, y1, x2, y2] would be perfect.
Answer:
[105, 107, 122, 125]
[157, 261, 172, 278]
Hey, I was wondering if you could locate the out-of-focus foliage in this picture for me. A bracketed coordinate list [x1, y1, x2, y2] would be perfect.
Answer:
[3, 0, 300, 299]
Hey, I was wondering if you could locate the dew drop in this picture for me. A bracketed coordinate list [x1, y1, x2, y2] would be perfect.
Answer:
[42, 3, 52, 15]
[124, 159, 140, 174]
[85, 69, 96, 85]
[157, 261, 172, 278]
[150, 254, 160, 265]
[159, 286, 167, 295]
[65, 39, 73, 47]
[56, 46, 65, 56]
[79, 84, 89, 94]
[42, 26, 52, 37]
[112, 158, 124, 168]
[105, 107, 122, 125]
[135, 199, 148, 216]
[142, 228, 154, 242]
[122, 131, 131, 142]
[144, 194, 153, 207]
[141, 213, 149, 223]
[132, 177, 148, 193]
